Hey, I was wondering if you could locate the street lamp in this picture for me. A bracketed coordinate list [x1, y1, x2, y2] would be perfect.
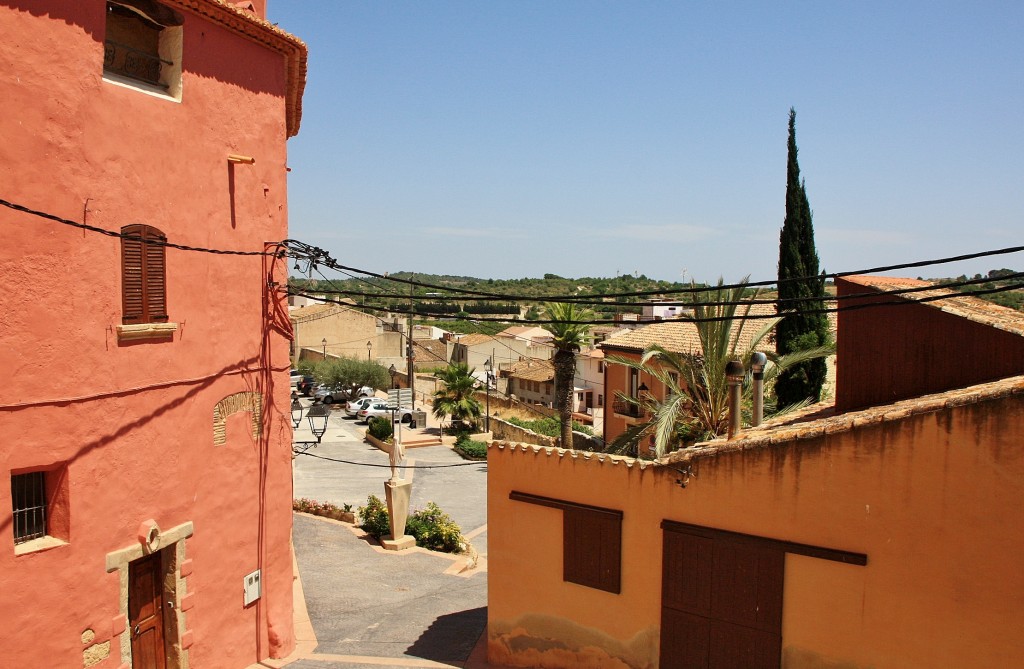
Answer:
[367, 340, 372, 362]
[321, 337, 327, 359]
[750, 351, 768, 427]
[485, 357, 493, 432]
[725, 359, 745, 440]
[292, 401, 330, 455]
[389, 364, 397, 389]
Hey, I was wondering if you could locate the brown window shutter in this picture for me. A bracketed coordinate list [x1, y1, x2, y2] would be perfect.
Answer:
[144, 228, 168, 322]
[121, 224, 168, 324]
[122, 225, 145, 324]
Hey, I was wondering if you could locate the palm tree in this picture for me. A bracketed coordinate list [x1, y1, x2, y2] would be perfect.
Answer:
[544, 302, 594, 449]
[609, 278, 833, 458]
[431, 362, 482, 430]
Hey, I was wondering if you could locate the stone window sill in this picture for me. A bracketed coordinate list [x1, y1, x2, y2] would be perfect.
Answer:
[117, 322, 179, 341]
[15, 535, 68, 556]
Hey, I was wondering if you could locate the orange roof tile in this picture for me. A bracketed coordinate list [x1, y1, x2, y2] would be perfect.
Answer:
[456, 333, 498, 347]
[507, 358, 555, 382]
[598, 303, 777, 355]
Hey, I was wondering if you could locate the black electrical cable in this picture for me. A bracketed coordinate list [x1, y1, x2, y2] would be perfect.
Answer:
[287, 281, 1024, 326]
[293, 271, 1024, 310]
[1, 197, 277, 256]
[299, 243, 1024, 301]
[294, 451, 486, 468]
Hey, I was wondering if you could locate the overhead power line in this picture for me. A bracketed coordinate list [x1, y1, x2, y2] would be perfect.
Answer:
[294, 271, 1024, 310]
[287, 281, 1024, 326]
[286, 238, 1024, 302]
[2, 197, 277, 257]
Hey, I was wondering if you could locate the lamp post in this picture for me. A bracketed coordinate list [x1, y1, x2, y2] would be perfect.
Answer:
[291, 401, 330, 455]
[389, 364, 397, 389]
[725, 359, 745, 440]
[750, 351, 767, 427]
[367, 340, 372, 362]
[485, 356, 493, 432]
[321, 337, 327, 360]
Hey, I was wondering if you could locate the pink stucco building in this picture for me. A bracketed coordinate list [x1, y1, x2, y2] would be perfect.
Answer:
[0, 1, 306, 666]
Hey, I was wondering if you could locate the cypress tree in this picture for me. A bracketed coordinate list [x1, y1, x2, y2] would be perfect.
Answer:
[775, 108, 829, 406]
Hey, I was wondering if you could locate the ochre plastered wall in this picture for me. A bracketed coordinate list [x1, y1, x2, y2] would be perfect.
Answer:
[0, 2, 298, 665]
[488, 380, 1024, 669]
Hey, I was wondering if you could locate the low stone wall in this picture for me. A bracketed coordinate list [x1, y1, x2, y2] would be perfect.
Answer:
[491, 417, 603, 451]
[490, 418, 556, 448]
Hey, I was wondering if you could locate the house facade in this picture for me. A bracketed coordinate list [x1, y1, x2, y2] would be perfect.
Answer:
[291, 303, 397, 366]
[488, 278, 1024, 668]
[0, 1, 305, 666]
[506, 358, 556, 406]
[599, 306, 775, 452]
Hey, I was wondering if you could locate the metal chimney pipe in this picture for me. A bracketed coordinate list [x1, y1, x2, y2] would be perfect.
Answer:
[750, 351, 768, 427]
[725, 359, 745, 440]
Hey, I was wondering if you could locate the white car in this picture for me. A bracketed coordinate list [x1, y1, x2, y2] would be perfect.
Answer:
[315, 385, 375, 405]
[345, 396, 377, 417]
[358, 401, 413, 424]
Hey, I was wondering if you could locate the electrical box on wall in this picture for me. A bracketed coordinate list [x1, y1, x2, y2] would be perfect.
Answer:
[243, 569, 261, 606]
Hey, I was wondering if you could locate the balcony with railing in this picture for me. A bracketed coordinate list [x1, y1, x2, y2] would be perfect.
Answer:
[612, 397, 646, 419]
[104, 40, 170, 89]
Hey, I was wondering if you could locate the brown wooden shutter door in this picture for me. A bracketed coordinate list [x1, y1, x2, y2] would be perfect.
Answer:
[122, 225, 145, 324]
[144, 228, 168, 322]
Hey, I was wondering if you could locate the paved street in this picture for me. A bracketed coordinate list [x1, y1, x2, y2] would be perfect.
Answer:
[287, 402, 489, 668]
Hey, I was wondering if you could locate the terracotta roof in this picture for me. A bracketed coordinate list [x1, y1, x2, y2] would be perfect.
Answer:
[488, 374, 1024, 474]
[498, 326, 553, 340]
[842, 275, 1024, 337]
[507, 358, 555, 382]
[598, 303, 777, 355]
[169, 0, 308, 136]
[663, 374, 1024, 466]
[456, 333, 498, 347]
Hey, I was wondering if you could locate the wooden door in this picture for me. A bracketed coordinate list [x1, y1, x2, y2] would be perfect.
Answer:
[660, 527, 783, 669]
[129, 552, 167, 669]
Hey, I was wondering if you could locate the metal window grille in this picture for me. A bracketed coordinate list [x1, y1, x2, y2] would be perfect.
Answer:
[11, 472, 47, 544]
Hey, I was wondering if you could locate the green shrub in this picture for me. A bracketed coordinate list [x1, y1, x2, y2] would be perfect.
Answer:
[505, 416, 593, 437]
[358, 495, 391, 539]
[454, 435, 487, 460]
[405, 502, 465, 553]
[356, 495, 466, 553]
[367, 416, 394, 441]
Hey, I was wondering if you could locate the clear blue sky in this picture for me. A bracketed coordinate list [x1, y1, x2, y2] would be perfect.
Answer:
[269, 1, 1022, 284]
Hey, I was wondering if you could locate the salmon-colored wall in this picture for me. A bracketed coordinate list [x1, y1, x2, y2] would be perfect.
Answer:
[602, 349, 666, 454]
[835, 278, 1024, 412]
[488, 380, 1024, 668]
[0, 2, 297, 666]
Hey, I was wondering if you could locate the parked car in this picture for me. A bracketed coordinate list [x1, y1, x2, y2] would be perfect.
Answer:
[345, 396, 377, 417]
[296, 375, 316, 396]
[358, 401, 413, 424]
[315, 385, 375, 405]
[290, 370, 303, 389]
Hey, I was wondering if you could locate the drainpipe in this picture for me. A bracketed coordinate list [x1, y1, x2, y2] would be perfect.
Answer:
[750, 351, 767, 427]
[725, 359, 745, 440]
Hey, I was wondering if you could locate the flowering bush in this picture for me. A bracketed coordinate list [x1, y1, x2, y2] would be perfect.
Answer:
[406, 502, 465, 553]
[358, 494, 391, 539]
[357, 495, 465, 554]
[293, 498, 354, 520]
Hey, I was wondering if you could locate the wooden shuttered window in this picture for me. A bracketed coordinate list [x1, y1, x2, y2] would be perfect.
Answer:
[121, 224, 168, 325]
[510, 491, 623, 594]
